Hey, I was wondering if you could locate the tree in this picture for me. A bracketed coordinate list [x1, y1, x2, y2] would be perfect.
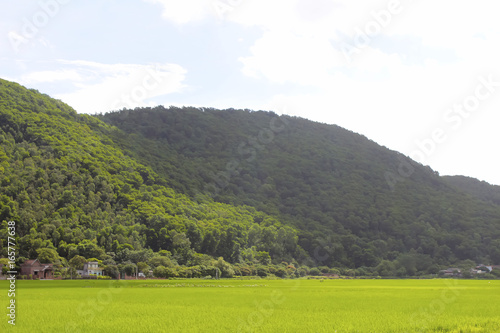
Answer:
[397, 254, 417, 276]
[129, 249, 154, 264]
[152, 265, 178, 278]
[170, 231, 193, 265]
[66, 266, 78, 279]
[153, 265, 167, 278]
[69, 255, 87, 270]
[375, 260, 396, 276]
[274, 266, 288, 278]
[137, 262, 150, 275]
[105, 265, 120, 279]
[256, 265, 269, 277]
[149, 256, 175, 268]
[36, 248, 59, 263]
[457, 259, 475, 274]
[121, 263, 137, 277]
[256, 251, 271, 265]
[0, 258, 9, 275]
[215, 257, 235, 278]
[76, 240, 105, 259]
[490, 269, 500, 278]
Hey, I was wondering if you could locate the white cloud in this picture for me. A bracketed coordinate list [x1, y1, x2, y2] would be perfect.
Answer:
[17, 60, 188, 114]
[21, 69, 83, 83]
[240, 30, 339, 85]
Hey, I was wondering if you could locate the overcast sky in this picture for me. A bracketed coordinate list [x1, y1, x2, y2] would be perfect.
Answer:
[1, 0, 499, 185]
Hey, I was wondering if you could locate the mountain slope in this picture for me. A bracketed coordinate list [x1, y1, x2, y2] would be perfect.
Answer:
[99, 106, 500, 269]
[0, 79, 302, 269]
[1, 78, 499, 277]
[443, 175, 500, 206]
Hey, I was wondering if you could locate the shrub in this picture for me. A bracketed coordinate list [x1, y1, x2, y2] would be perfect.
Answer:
[105, 265, 120, 279]
[275, 266, 288, 278]
[153, 265, 167, 278]
[256, 265, 269, 277]
[238, 265, 253, 276]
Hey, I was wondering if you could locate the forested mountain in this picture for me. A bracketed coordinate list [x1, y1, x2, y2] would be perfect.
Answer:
[98, 106, 500, 272]
[1, 78, 499, 278]
[0, 79, 302, 278]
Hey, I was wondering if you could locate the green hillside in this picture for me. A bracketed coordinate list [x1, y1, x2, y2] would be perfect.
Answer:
[1, 78, 500, 278]
[0, 79, 302, 278]
[443, 175, 500, 206]
[98, 106, 500, 272]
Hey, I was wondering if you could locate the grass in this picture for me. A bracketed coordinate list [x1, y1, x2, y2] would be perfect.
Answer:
[1, 279, 499, 332]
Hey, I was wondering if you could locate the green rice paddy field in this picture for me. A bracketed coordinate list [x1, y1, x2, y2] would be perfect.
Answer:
[1, 279, 499, 332]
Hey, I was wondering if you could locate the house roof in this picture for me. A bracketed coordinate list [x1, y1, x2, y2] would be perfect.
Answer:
[23, 259, 39, 266]
[21, 259, 54, 268]
[476, 265, 493, 271]
[439, 268, 461, 273]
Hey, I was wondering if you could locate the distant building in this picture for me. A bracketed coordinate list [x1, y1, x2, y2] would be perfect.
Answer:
[80, 261, 104, 277]
[439, 268, 461, 277]
[476, 265, 493, 272]
[20, 259, 54, 279]
[473, 265, 500, 274]
[470, 269, 486, 275]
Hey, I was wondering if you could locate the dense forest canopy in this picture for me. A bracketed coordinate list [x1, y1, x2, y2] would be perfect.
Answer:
[1, 78, 500, 278]
[98, 105, 500, 269]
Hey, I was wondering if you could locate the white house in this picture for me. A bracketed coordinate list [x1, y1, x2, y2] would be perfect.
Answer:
[80, 261, 104, 277]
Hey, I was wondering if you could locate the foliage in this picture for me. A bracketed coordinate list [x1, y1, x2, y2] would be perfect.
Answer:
[68, 255, 87, 270]
[1, 78, 500, 277]
[36, 248, 60, 264]
[98, 105, 500, 271]
[0, 79, 301, 274]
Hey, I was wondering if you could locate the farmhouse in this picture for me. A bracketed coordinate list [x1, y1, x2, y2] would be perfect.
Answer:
[20, 259, 54, 279]
[79, 261, 104, 277]
[472, 265, 500, 274]
[439, 268, 461, 277]
[476, 265, 493, 272]
[470, 269, 486, 275]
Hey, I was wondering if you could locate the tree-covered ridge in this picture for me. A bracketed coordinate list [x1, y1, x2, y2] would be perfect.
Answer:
[1, 77, 500, 278]
[0, 79, 302, 274]
[99, 106, 500, 272]
[443, 175, 500, 206]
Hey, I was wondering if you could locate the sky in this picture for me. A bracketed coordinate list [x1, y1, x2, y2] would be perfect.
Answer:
[1, 0, 499, 185]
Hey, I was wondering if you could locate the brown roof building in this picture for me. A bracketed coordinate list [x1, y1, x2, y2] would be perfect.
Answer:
[20, 259, 54, 279]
